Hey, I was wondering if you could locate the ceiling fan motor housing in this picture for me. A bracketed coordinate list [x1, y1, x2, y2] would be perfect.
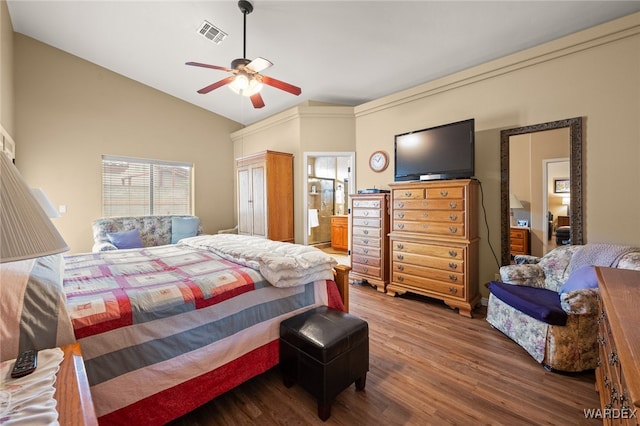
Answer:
[231, 58, 251, 70]
[238, 1, 253, 15]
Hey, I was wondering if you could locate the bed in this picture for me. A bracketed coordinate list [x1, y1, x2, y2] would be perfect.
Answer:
[0, 234, 350, 425]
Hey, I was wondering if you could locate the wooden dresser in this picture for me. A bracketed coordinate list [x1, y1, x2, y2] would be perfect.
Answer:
[595, 267, 640, 425]
[387, 179, 479, 317]
[349, 193, 390, 292]
[330, 215, 348, 251]
[510, 226, 530, 256]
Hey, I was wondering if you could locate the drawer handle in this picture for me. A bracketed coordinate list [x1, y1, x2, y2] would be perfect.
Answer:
[362, 267, 369, 274]
[397, 213, 405, 219]
[448, 262, 458, 270]
[449, 226, 458, 234]
[397, 265, 404, 271]
[363, 230, 369, 235]
[603, 375, 610, 389]
[363, 211, 369, 216]
[449, 202, 458, 209]
[448, 287, 458, 295]
[374, 202, 379, 207]
[398, 202, 405, 208]
[449, 274, 458, 282]
[354, 202, 360, 207]
[449, 214, 458, 221]
[396, 243, 404, 250]
[440, 190, 448, 197]
[363, 258, 369, 264]
[422, 212, 429, 218]
[448, 250, 458, 257]
[363, 220, 369, 225]
[397, 254, 404, 261]
[363, 248, 369, 254]
[609, 351, 618, 366]
[398, 276, 404, 282]
[596, 357, 601, 367]
[397, 223, 405, 230]
[404, 191, 412, 197]
[362, 239, 369, 245]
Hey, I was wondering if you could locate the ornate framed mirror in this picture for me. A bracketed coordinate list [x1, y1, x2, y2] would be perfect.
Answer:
[500, 117, 584, 266]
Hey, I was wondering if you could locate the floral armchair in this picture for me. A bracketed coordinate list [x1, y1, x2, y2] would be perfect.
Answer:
[92, 215, 202, 252]
[486, 244, 640, 372]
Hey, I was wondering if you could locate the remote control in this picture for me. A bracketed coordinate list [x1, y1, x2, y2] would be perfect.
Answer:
[10, 349, 37, 378]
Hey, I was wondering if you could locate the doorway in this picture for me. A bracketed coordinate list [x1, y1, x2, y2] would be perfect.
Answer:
[303, 152, 355, 246]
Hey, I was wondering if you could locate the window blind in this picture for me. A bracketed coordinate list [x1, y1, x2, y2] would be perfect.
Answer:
[102, 155, 193, 217]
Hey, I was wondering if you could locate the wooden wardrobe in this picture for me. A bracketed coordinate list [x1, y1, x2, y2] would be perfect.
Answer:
[236, 151, 294, 242]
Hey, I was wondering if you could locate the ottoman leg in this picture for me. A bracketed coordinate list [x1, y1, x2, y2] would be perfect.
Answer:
[318, 400, 332, 421]
[355, 373, 367, 391]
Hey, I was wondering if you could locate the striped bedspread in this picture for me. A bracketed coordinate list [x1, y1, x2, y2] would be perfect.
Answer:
[63, 244, 343, 424]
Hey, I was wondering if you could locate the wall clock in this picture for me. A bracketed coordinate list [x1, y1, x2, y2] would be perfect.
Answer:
[369, 150, 389, 172]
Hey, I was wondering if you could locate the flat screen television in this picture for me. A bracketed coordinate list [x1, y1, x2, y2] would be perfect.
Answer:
[394, 118, 475, 182]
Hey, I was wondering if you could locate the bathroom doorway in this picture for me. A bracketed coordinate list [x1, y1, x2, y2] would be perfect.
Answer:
[303, 152, 355, 246]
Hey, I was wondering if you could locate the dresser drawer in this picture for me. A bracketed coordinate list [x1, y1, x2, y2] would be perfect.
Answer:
[352, 254, 381, 268]
[393, 261, 463, 285]
[391, 240, 464, 260]
[392, 188, 425, 200]
[393, 221, 465, 237]
[510, 228, 527, 239]
[352, 208, 382, 219]
[352, 217, 381, 228]
[392, 250, 465, 273]
[352, 199, 383, 209]
[351, 236, 381, 248]
[351, 262, 381, 278]
[425, 186, 464, 199]
[394, 210, 464, 223]
[391, 271, 465, 299]
[393, 199, 464, 211]
[352, 226, 381, 238]
[351, 245, 381, 257]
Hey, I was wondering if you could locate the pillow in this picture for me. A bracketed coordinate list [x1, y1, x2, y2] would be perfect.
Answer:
[559, 264, 598, 294]
[171, 217, 200, 244]
[107, 229, 144, 249]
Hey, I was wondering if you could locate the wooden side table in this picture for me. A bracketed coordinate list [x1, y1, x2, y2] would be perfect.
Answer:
[510, 226, 530, 256]
[54, 343, 98, 425]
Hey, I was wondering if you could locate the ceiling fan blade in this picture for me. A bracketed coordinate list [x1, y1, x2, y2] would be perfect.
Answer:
[261, 75, 302, 96]
[250, 92, 265, 109]
[197, 75, 236, 94]
[246, 57, 273, 73]
[186, 61, 233, 72]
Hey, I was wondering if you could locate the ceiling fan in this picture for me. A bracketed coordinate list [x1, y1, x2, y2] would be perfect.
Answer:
[186, 0, 301, 109]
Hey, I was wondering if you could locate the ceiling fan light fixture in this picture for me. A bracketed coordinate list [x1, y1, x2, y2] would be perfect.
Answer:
[229, 73, 263, 97]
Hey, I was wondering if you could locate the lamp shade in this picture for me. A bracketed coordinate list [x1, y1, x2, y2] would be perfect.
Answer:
[509, 193, 524, 209]
[1, 153, 69, 263]
[562, 197, 571, 206]
[31, 188, 60, 218]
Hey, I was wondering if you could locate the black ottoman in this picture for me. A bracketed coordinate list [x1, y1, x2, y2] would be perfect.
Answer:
[279, 306, 369, 421]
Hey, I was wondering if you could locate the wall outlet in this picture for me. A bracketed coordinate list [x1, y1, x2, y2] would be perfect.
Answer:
[59, 205, 66, 214]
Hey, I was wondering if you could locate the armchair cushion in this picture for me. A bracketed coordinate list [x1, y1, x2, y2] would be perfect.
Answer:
[488, 281, 567, 326]
[107, 229, 144, 249]
[559, 265, 598, 293]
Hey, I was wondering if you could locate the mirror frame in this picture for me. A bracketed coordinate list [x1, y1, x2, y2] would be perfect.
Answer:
[500, 117, 584, 266]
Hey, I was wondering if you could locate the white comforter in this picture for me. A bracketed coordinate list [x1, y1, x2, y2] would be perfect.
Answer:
[180, 234, 338, 288]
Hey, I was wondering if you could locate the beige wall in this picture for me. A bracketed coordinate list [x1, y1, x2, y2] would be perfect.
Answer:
[231, 102, 355, 242]
[354, 13, 640, 297]
[1, 0, 14, 133]
[14, 34, 243, 253]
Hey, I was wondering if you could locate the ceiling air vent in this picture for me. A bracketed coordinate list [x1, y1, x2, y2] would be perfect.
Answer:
[197, 20, 228, 44]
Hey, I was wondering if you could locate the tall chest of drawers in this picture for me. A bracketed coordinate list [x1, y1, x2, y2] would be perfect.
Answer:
[387, 179, 479, 317]
[349, 193, 390, 292]
[595, 267, 640, 425]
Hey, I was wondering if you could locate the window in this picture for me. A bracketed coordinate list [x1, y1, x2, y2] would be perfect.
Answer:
[102, 155, 193, 217]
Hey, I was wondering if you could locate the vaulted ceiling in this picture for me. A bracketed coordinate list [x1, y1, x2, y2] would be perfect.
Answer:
[7, 1, 640, 125]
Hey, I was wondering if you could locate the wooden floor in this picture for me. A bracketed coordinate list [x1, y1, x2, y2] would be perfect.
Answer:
[168, 283, 601, 425]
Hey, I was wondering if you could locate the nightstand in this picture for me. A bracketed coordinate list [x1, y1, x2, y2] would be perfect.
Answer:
[510, 226, 530, 256]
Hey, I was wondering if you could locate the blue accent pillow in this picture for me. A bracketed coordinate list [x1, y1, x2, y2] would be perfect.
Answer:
[171, 217, 199, 244]
[560, 265, 598, 294]
[107, 229, 143, 249]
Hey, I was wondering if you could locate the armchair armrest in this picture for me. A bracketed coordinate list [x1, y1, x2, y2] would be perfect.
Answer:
[560, 289, 600, 315]
[513, 254, 541, 265]
[92, 242, 117, 252]
[499, 264, 546, 288]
